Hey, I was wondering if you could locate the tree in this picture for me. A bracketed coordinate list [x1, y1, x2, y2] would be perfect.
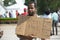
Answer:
[25, 0, 60, 15]
[4, 0, 16, 6]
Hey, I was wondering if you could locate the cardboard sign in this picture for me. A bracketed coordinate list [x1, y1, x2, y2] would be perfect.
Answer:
[16, 16, 52, 38]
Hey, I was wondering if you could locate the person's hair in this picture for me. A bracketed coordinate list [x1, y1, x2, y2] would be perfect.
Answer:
[28, 1, 36, 8]
[44, 10, 50, 15]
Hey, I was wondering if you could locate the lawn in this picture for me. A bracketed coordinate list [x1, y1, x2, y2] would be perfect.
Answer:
[0, 18, 18, 24]
[0, 18, 18, 20]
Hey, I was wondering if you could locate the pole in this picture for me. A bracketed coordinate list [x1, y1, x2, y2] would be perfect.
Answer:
[34, 0, 37, 14]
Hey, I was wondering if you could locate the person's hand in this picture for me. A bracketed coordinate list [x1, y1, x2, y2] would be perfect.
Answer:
[27, 34, 36, 38]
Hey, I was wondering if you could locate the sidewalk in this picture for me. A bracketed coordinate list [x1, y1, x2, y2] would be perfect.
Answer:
[0, 24, 60, 40]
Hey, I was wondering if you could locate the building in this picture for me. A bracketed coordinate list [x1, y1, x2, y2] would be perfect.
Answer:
[0, 0, 27, 18]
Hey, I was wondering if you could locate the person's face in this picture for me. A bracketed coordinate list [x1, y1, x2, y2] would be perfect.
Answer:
[28, 3, 36, 14]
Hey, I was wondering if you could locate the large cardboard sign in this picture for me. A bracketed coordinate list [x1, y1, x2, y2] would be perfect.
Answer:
[16, 16, 52, 38]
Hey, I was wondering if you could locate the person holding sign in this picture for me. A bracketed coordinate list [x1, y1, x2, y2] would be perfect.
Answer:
[16, 1, 50, 40]
[17, 1, 37, 40]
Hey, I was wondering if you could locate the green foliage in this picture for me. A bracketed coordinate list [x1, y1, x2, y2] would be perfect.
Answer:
[37, 0, 60, 15]
[4, 0, 16, 6]
[49, 0, 60, 10]
[25, 0, 60, 15]
[0, 18, 18, 20]
[0, 18, 18, 24]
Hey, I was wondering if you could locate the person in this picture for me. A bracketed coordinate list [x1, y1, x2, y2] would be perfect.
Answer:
[57, 9, 60, 22]
[52, 10, 58, 35]
[28, 1, 37, 16]
[0, 13, 5, 18]
[17, 1, 37, 40]
[21, 8, 28, 16]
[42, 9, 52, 19]
[17, 1, 47, 40]
[40, 9, 52, 40]
[16, 10, 19, 18]
[9, 12, 12, 18]
[4, 11, 10, 18]
[0, 14, 3, 18]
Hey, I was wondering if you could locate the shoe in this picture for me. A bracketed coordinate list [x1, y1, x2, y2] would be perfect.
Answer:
[50, 33, 54, 36]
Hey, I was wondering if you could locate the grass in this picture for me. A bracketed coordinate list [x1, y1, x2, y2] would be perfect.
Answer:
[0, 18, 18, 24]
[0, 18, 18, 20]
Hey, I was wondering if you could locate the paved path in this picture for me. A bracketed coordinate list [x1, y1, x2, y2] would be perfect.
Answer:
[0, 24, 60, 40]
